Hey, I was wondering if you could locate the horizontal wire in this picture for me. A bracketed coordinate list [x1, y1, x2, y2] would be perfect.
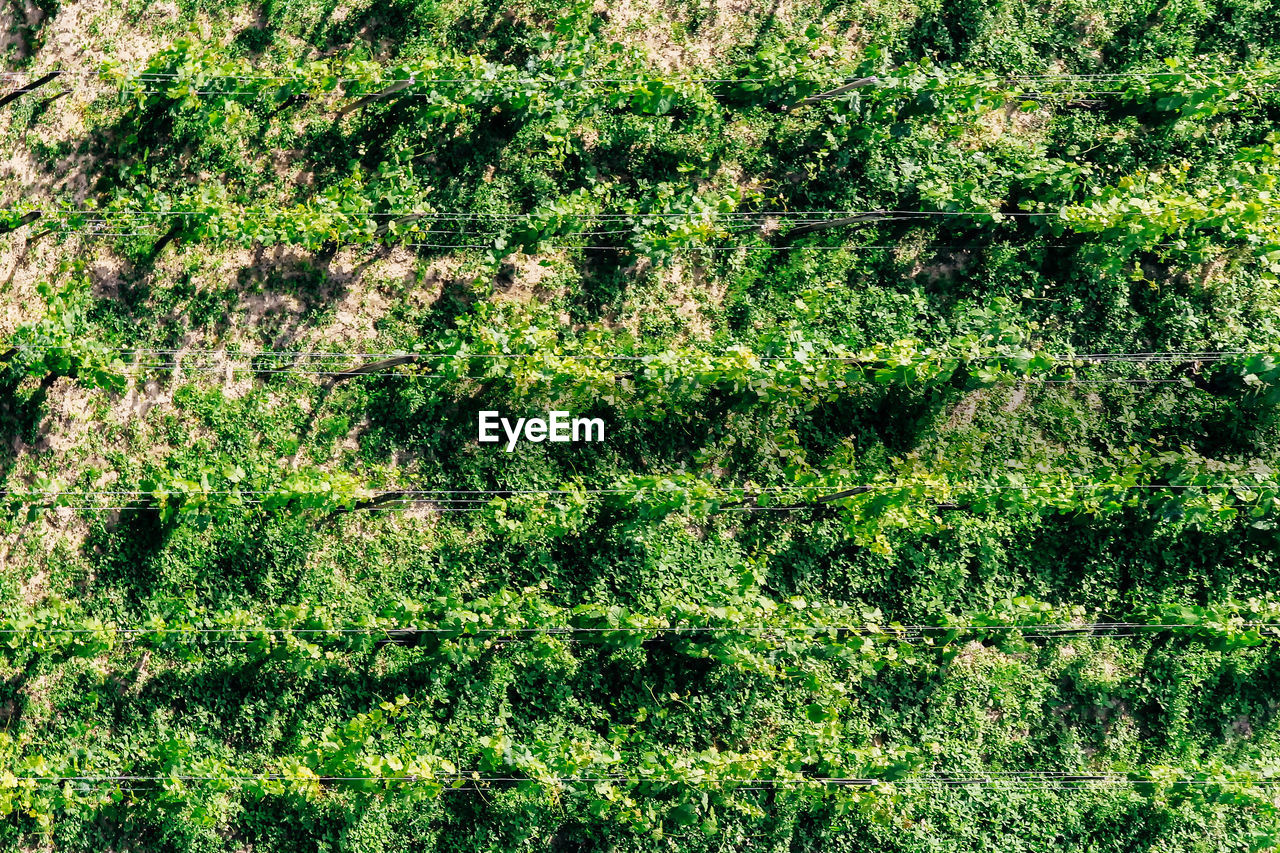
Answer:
[0, 363, 1230, 377]
[18, 485, 1280, 512]
[0, 622, 1273, 636]
[6, 773, 1276, 787]
[0, 345, 1267, 361]
[39, 505, 489, 512]
[39, 490, 1268, 514]
[11, 66, 1280, 81]
[37, 630, 1245, 643]
[12, 482, 1280, 498]
[7, 66, 1280, 83]
[30, 234, 1219, 254]
[78, 87, 1280, 100]
[399, 242, 1203, 252]
[18, 81, 1280, 100]
[3, 207, 1062, 218]
[0, 371, 1225, 386]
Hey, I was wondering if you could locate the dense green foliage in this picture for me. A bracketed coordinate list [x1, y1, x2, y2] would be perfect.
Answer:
[2, 0, 1280, 849]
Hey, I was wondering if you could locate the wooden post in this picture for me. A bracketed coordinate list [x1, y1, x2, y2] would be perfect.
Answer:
[814, 486, 874, 503]
[351, 489, 411, 511]
[332, 354, 420, 381]
[787, 76, 878, 112]
[378, 627, 423, 648]
[149, 223, 182, 258]
[0, 71, 64, 110]
[267, 93, 312, 120]
[373, 213, 426, 238]
[0, 210, 41, 235]
[785, 210, 889, 239]
[337, 77, 416, 117]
